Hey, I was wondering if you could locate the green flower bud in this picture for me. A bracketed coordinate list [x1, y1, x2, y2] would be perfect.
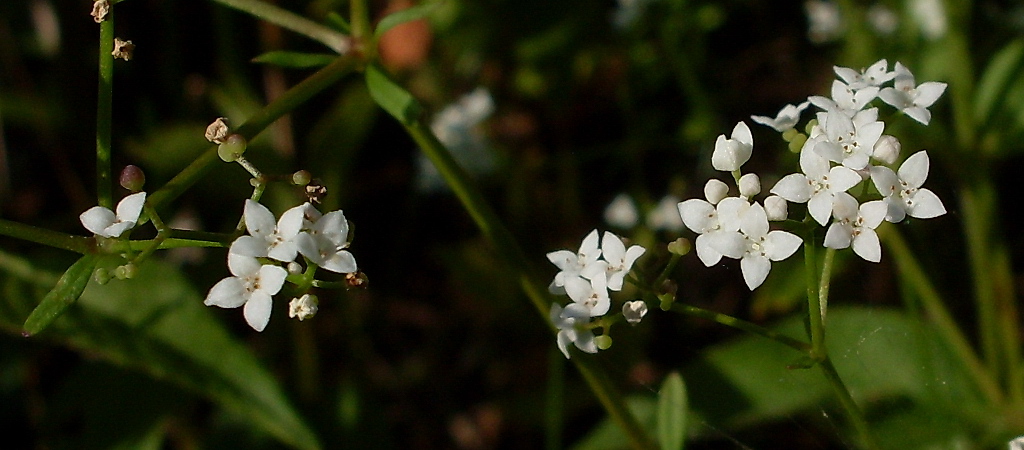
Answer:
[667, 238, 691, 256]
[217, 134, 247, 162]
[94, 268, 111, 285]
[119, 165, 146, 192]
[788, 133, 807, 153]
[292, 170, 312, 186]
[594, 335, 613, 350]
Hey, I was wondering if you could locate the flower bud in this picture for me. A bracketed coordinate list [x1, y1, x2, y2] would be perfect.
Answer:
[781, 128, 799, 142]
[764, 195, 788, 221]
[604, 193, 639, 229]
[205, 117, 229, 144]
[594, 335, 613, 350]
[287, 262, 303, 274]
[622, 301, 648, 325]
[292, 170, 312, 186]
[667, 238, 691, 256]
[703, 179, 729, 205]
[872, 135, 901, 165]
[94, 267, 111, 285]
[788, 133, 807, 153]
[217, 134, 247, 162]
[738, 173, 761, 198]
[119, 165, 146, 192]
[288, 294, 319, 321]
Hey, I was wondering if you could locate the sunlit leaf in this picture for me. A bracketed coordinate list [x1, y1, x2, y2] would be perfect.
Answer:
[22, 254, 97, 336]
[974, 39, 1024, 128]
[365, 63, 422, 125]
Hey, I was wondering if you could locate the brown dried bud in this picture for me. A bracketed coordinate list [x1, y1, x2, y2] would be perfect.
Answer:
[112, 38, 135, 61]
[345, 271, 369, 289]
[119, 165, 146, 192]
[305, 179, 328, 204]
[91, 0, 110, 23]
[205, 117, 230, 144]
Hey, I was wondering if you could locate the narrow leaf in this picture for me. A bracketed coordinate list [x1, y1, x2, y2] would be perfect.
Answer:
[22, 254, 97, 336]
[374, 3, 438, 38]
[325, 11, 351, 34]
[974, 39, 1024, 126]
[656, 372, 687, 450]
[252, 51, 337, 69]
[365, 63, 422, 125]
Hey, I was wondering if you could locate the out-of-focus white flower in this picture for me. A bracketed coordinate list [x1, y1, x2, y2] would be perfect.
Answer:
[418, 88, 496, 192]
[879, 62, 947, 125]
[712, 122, 753, 172]
[911, 0, 947, 40]
[604, 193, 639, 229]
[870, 150, 946, 222]
[80, 192, 146, 238]
[867, 5, 898, 35]
[622, 300, 648, 324]
[805, 0, 845, 43]
[646, 195, 685, 232]
[751, 101, 811, 132]
[550, 304, 597, 359]
[204, 252, 288, 332]
[289, 294, 319, 321]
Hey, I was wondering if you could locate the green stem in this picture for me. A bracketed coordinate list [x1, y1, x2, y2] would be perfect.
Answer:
[403, 119, 656, 449]
[209, 0, 351, 53]
[147, 56, 358, 211]
[804, 232, 826, 359]
[670, 304, 811, 353]
[0, 219, 93, 254]
[818, 248, 836, 322]
[96, 15, 115, 209]
[819, 356, 880, 450]
[880, 225, 1003, 405]
[960, 184, 1003, 388]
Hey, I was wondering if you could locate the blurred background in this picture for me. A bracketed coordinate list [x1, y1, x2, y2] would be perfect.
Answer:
[1, 0, 1023, 448]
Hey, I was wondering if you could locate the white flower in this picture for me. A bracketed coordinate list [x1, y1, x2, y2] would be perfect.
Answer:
[599, 231, 645, 291]
[910, 0, 947, 40]
[707, 203, 802, 290]
[751, 101, 810, 132]
[703, 179, 730, 205]
[834, 59, 895, 90]
[232, 200, 305, 262]
[712, 122, 753, 172]
[805, 0, 844, 43]
[809, 81, 879, 114]
[547, 230, 601, 293]
[622, 300, 648, 324]
[867, 5, 898, 35]
[823, 193, 887, 262]
[294, 207, 358, 274]
[550, 304, 598, 359]
[563, 274, 610, 317]
[770, 145, 861, 225]
[204, 251, 288, 332]
[678, 197, 748, 266]
[870, 151, 946, 222]
[878, 62, 947, 125]
[646, 195, 685, 232]
[813, 107, 884, 170]
[288, 294, 318, 321]
[604, 193, 639, 228]
[79, 192, 146, 238]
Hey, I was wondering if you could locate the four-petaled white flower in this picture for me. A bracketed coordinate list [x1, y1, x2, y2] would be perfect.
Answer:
[80, 192, 147, 238]
[809, 81, 879, 114]
[708, 203, 803, 290]
[294, 207, 358, 274]
[770, 145, 861, 225]
[712, 122, 753, 172]
[546, 229, 601, 293]
[599, 231, 645, 291]
[232, 199, 304, 262]
[879, 62, 947, 125]
[824, 193, 888, 262]
[751, 101, 810, 132]
[563, 273, 611, 317]
[813, 107, 884, 170]
[205, 250, 288, 332]
[678, 197, 749, 266]
[870, 150, 946, 222]
[834, 59, 895, 90]
[550, 304, 598, 359]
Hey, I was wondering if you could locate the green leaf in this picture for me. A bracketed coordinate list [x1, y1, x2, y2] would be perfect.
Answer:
[365, 63, 422, 125]
[374, 3, 438, 38]
[325, 12, 351, 34]
[974, 39, 1024, 127]
[656, 372, 687, 450]
[1, 259, 321, 450]
[22, 254, 97, 336]
[252, 51, 337, 69]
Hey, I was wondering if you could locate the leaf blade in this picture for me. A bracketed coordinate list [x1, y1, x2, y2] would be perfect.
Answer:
[22, 254, 98, 336]
[656, 372, 687, 450]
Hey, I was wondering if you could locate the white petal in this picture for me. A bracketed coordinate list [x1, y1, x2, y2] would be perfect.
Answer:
[740, 255, 771, 290]
[824, 223, 852, 249]
[115, 192, 147, 223]
[715, 197, 750, 231]
[884, 196, 908, 223]
[230, 235, 270, 258]
[678, 199, 716, 233]
[244, 199, 277, 238]
[564, 276, 593, 304]
[808, 192, 834, 226]
[764, 231, 802, 261]
[859, 200, 888, 228]
[829, 166, 863, 192]
[694, 234, 723, 267]
[317, 210, 350, 246]
[852, 228, 882, 262]
[294, 233, 320, 262]
[320, 250, 358, 274]
[102, 221, 135, 238]
[277, 204, 308, 238]
[227, 252, 261, 278]
[898, 151, 930, 189]
[703, 179, 729, 204]
[601, 232, 626, 263]
[579, 230, 601, 264]
[731, 121, 753, 146]
[870, 166, 900, 196]
[914, 82, 947, 107]
[908, 189, 946, 219]
[256, 264, 288, 295]
[243, 291, 273, 332]
[205, 277, 248, 308]
[770, 174, 812, 203]
[556, 330, 574, 359]
[573, 331, 598, 354]
[267, 241, 298, 263]
[831, 192, 859, 220]
[740, 203, 769, 240]
[547, 250, 577, 270]
[80, 206, 116, 236]
[904, 106, 932, 125]
[801, 144, 832, 178]
[707, 231, 746, 260]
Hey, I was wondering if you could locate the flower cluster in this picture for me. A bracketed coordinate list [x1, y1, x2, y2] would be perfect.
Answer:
[679, 59, 946, 290]
[547, 230, 646, 358]
[204, 200, 358, 331]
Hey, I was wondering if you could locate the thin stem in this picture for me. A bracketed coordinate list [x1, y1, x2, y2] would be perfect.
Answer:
[879, 225, 1003, 405]
[349, 0, 374, 59]
[96, 15, 115, 209]
[131, 205, 172, 264]
[819, 356, 880, 450]
[960, 185, 1002, 386]
[0, 219, 94, 254]
[209, 0, 351, 53]
[147, 56, 358, 211]
[818, 248, 836, 322]
[670, 304, 811, 354]
[804, 232, 826, 359]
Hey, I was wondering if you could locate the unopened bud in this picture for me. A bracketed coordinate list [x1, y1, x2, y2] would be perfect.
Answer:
[217, 134, 247, 162]
[703, 179, 729, 205]
[113, 263, 136, 280]
[594, 335, 613, 350]
[667, 238, 691, 256]
[764, 195, 788, 221]
[872, 135, 900, 165]
[788, 133, 808, 153]
[292, 170, 312, 186]
[119, 165, 146, 192]
[622, 301, 648, 325]
[287, 262, 303, 274]
[738, 173, 761, 198]
[781, 128, 799, 142]
[94, 267, 111, 285]
[205, 117, 230, 144]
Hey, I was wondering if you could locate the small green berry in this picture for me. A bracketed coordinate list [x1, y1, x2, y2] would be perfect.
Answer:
[217, 134, 247, 162]
[594, 335, 613, 350]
